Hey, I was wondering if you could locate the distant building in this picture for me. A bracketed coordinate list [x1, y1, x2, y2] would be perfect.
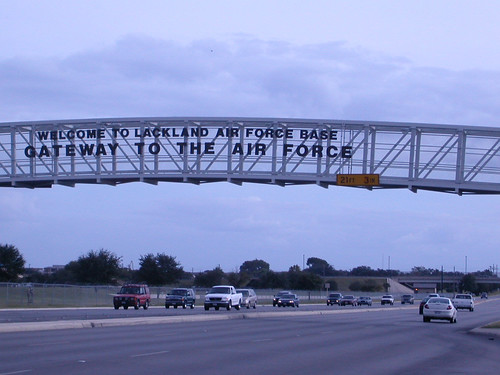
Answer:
[42, 265, 65, 275]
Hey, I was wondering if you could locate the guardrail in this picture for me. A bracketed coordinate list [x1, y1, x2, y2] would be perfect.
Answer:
[0, 283, 448, 308]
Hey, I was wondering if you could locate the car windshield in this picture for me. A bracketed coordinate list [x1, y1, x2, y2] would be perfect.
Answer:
[282, 295, 295, 299]
[277, 291, 291, 296]
[238, 290, 249, 296]
[329, 294, 341, 297]
[170, 289, 187, 296]
[344, 296, 354, 299]
[119, 286, 140, 294]
[455, 295, 471, 299]
[382, 295, 392, 298]
[209, 287, 231, 294]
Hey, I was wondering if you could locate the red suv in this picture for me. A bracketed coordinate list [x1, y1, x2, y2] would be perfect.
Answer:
[113, 284, 151, 310]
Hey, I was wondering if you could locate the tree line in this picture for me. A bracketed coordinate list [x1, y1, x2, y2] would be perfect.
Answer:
[1, 244, 498, 293]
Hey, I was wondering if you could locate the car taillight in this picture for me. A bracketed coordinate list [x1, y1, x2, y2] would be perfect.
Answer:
[447, 305, 452, 310]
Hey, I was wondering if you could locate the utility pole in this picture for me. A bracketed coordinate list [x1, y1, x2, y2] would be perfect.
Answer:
[441, 266, 444, 293]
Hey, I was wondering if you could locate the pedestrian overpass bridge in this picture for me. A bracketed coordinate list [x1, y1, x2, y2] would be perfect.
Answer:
[1, 117, 499, 194]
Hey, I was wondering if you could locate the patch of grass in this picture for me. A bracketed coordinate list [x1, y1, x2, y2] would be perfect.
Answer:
[483, 321, 500, 329]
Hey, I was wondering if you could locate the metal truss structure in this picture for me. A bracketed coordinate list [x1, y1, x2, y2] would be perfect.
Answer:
[1, 117, 499, 194]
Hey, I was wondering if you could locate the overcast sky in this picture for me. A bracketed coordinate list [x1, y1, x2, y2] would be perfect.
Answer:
[1, 1, 499, 274]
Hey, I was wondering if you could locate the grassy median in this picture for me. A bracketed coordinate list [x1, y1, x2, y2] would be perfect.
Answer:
[483, 321, 500, 329]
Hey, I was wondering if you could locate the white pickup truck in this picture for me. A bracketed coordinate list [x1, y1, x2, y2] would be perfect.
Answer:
[452, 294, 474, 311]
[204, 285, 242, 311]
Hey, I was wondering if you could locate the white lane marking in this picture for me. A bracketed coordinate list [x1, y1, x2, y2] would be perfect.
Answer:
[0, 370, 32, 375]
[28, 341, 70, 347]
[251, 338, 273, 342]
[131, 350, 170, 358]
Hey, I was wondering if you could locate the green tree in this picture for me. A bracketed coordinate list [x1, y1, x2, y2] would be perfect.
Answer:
[288, 269, 323, 290]
[194, 266, 225, 287]
[251, 270, 286, 289]
[226, 272, 241, 287]
[349, 279, 381, 292]
[0, 244, 25, 281]
[66, 249, 121, 285]
[350, 265, 375, 276]
[306, 257, 334, 276]
[137, 253, 184, 285]
[289, 264, 301, 273]
[239, 259, 270, 277]
[459, 274, 478, 294]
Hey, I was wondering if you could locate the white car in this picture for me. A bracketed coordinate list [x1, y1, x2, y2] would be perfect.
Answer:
[423, 297, 457, 323]
[452, 294, 474, 311]
[381, 295, 394, 305]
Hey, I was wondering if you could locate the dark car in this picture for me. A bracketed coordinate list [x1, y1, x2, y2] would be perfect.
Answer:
[419, 297, 431, 314]
[276, 294, 299, 307]
[357, 296, 372, 306]
[165, 288, 196, 309]
[113, 284, 150, 310]
[401, 294, 415, 304]
[481, 292, 488, 299]
[340, 295, 358, 306]
[326, 293, 343, 306]
[273, 290, 293, 307]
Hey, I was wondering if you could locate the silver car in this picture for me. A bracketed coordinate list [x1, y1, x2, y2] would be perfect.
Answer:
[423, 297, 457, 323]
[236, 288, 257, 309]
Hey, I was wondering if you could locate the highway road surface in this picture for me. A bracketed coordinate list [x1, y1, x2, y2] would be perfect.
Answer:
[0, 298, 498, 375]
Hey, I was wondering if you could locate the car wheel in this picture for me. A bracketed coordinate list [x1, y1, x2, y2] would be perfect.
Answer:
[144, 300, 149, 310]
[190, 303, 195, 309]
[215, 306, 219, 311]
[114, 305, 119, 310]
[423, 317, 430, 323]
[227, 301, 232, 311]
[165, 305, 169, 309]
[470, 307, 474, 312]
[124, 306, 128, 310]
[204, 306, 209, 311]
[174, 305, 178, 309]
[253, 302, 256, 309]
[134, 302, 140, 310]
[182, 303, 186, 309]
[247, 303, 250, 309]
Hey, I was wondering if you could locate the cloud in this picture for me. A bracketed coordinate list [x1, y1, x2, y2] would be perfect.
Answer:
[1, 35, 500, 272]
[1, 35, 499, 125]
